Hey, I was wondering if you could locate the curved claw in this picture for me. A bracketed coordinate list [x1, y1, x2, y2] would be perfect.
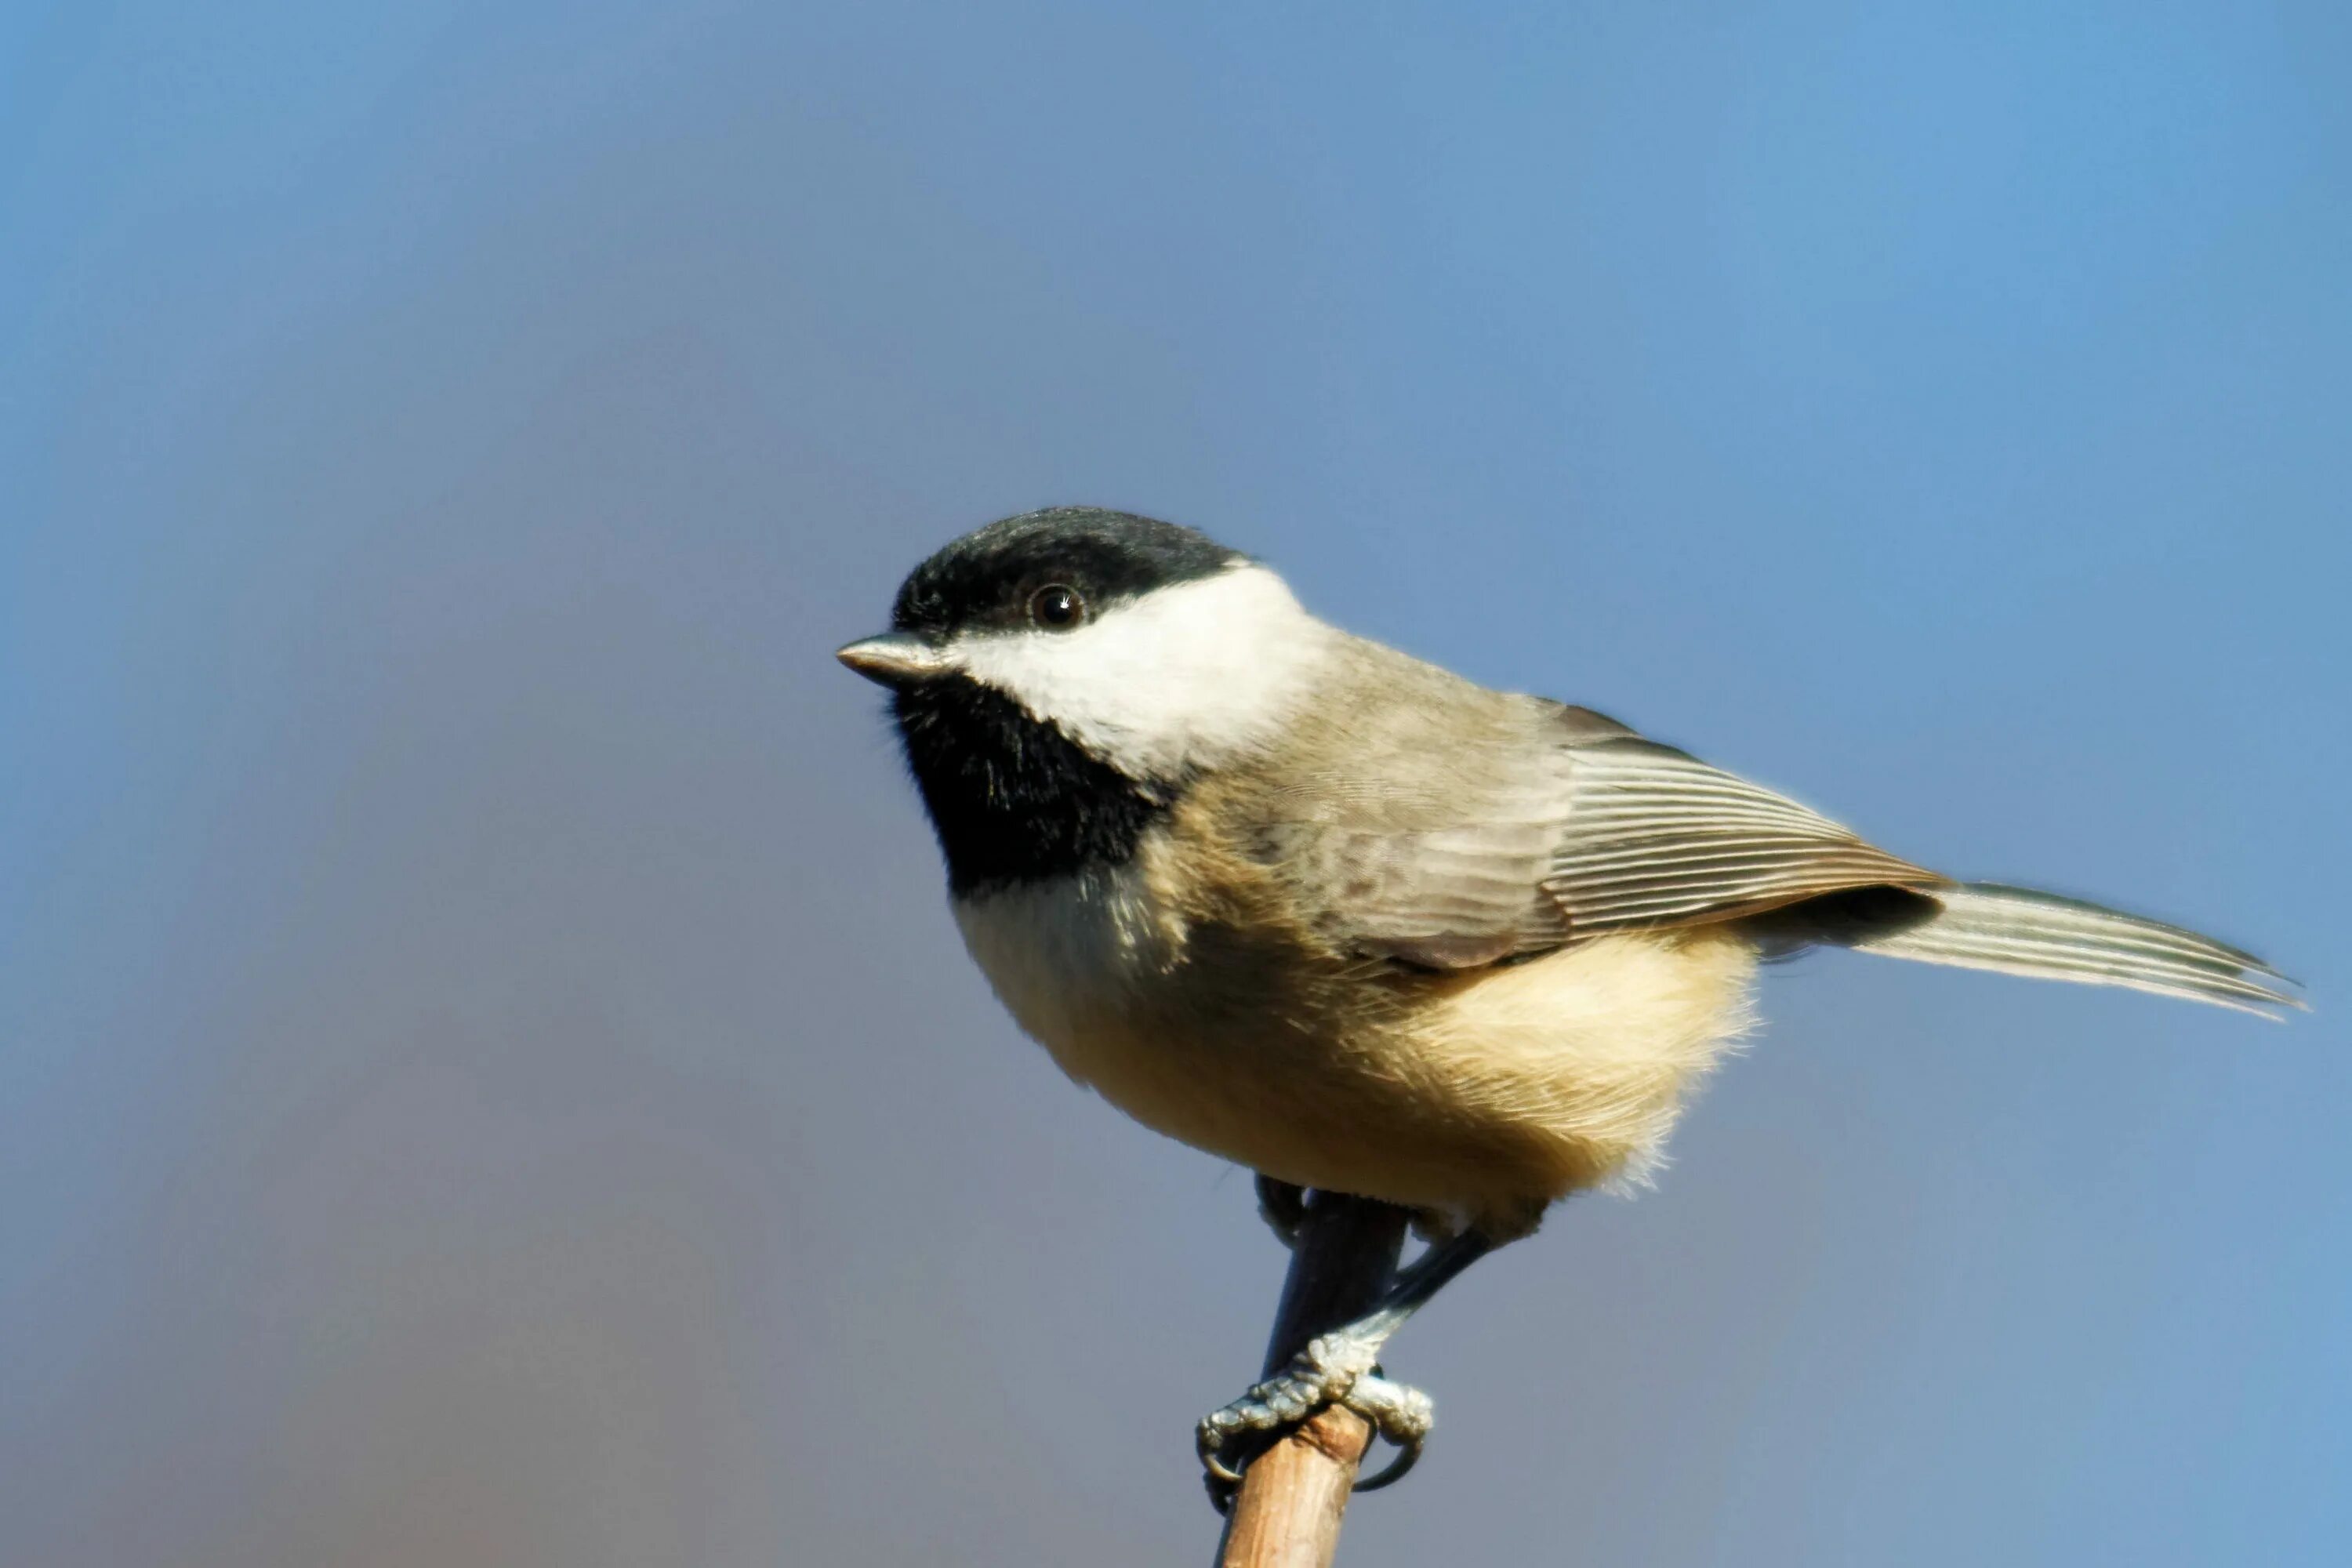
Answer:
[1198, 1421, 1252, 1515]
[1338, 1367, 1432, 1491]
[1351, 1434, 1422, 1493]
[1198, 1434, 1248, 1487]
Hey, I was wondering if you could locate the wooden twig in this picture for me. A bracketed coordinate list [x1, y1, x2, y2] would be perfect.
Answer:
[1214, 1190, 1412, 1568]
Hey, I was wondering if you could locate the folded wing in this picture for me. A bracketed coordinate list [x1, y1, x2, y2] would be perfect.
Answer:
[1544, 735, 1944, 935]
[1277, 702, 1941, 966]
[1262, 696, 2295, 1014]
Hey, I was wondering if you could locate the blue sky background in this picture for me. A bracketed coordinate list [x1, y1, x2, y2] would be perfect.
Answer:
[5, 3, 2347, 1563]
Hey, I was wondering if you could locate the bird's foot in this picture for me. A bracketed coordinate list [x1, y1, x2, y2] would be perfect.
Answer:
[1196, 1329, 1435, 1510]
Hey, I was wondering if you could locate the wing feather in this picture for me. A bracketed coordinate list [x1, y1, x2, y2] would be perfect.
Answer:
[1261, 688, 1942, 965]
[1240, 664, 2289, 1011]
[1543, 737, 1944, 934]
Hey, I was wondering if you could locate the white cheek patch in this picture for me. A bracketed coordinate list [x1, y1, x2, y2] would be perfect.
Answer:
[951, 564, 1326, 781]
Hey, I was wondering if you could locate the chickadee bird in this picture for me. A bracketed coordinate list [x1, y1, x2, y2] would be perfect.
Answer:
[838, 506, 2298, 1498]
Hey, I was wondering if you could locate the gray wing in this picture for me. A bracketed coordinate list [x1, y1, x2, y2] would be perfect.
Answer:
[1268, 699, 1942, 969]
[1254, 681, 2294, 1012]
[1543, 729, 1943, 936]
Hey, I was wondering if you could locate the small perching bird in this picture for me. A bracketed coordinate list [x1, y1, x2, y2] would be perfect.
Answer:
[837, 506, 2299, 1494]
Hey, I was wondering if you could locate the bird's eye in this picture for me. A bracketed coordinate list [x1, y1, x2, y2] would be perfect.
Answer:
[1027, 583, 1087, 630]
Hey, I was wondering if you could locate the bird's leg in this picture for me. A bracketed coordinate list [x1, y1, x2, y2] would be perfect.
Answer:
[1254, 1173, 1308, 1249]
[1198, 1227, 1497, 1500]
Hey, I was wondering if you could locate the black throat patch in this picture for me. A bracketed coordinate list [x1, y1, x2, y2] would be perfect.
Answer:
[892, 676, 1175, 897]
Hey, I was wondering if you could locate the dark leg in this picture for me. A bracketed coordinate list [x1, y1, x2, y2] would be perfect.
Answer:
[1198, 1226, 1500, 1495]
[1254, 1173, 1308, 1248]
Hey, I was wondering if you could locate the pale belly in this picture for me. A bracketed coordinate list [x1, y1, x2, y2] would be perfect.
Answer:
[952, 862, 1759, 1231]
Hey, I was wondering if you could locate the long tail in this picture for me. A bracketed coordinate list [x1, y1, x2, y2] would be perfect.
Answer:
[1845, 883, 2303, 1017]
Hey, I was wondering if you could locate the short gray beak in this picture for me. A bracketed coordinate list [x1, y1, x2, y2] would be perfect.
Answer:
[836, 632, 956, 687]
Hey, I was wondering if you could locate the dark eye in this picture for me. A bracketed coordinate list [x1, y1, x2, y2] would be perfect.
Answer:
[1026, 583, 1087, 630]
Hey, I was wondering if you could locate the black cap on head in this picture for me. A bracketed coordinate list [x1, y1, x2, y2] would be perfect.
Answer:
[890, 506, 1242, 640]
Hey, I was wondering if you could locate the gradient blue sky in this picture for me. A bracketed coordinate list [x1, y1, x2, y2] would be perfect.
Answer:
[5, 3, 2348, 1564]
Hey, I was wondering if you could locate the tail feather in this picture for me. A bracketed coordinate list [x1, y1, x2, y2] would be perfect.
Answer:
[1848, 883, 2303, 1018]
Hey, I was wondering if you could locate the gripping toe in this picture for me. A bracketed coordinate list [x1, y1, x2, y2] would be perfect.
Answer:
[1196, 1331, 1435, 1510]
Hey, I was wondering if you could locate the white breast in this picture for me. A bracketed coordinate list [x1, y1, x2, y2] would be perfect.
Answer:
[950, 862, 1189, 1084]
[951, 848, 1762, 1232]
